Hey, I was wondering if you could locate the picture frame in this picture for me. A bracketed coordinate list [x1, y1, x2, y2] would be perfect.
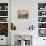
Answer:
[17, 10, 29, 18]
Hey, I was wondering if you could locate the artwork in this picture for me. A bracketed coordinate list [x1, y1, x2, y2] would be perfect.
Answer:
[0, 23, 8, 30]
[17, 10, 29, 18]
[0, 23, 8, 37]
[38, 11, 46, 16]
[38, 29, 46, 37]
[38, 3, 46, 37]
[0, 3, 8, 10]
[38, 23, 46, 28]
[0, 11, 8, 16]
[38, 17, 46, 22]
[0, 17, 8, 22]
[38, 3, 46, 10]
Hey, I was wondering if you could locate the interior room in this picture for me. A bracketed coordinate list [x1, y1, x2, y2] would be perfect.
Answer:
[0, 0, 46, 46]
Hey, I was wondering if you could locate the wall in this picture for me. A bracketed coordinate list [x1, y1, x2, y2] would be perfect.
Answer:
[11, 0, 38, 30]
[11, 0, 46, 46]
[11, 0, 38, 45]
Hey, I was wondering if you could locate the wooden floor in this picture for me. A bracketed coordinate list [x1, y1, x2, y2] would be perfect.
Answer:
[0, 45, 8, 46]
